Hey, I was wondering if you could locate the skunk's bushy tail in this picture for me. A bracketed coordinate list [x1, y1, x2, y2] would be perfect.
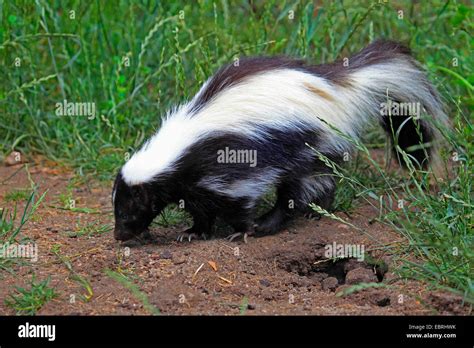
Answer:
[343, 40, 448, 170]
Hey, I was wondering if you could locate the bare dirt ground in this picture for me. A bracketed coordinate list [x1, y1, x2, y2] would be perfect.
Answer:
[0, 161, 470, 315]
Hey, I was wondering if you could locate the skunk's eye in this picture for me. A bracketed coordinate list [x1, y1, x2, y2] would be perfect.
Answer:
[119, 212, 129, 220]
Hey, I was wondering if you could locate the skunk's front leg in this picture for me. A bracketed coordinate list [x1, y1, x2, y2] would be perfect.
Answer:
[177, 210, 215, 242]
[224, 203, 255, 243]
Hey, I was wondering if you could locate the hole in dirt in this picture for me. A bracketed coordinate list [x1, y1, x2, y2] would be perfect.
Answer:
[274, 248, 387, 285]
[317, 260, 347, 284]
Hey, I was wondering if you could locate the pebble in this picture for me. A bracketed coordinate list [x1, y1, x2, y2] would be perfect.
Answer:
[5, 151, 24, 166]
[160, 250, 173, 259]
[247, 304, 256, 310]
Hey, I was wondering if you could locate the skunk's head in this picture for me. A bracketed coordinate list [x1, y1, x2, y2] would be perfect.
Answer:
[112, 172, 162, 241]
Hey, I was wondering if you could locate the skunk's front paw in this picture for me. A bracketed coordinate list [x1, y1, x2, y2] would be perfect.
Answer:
[176, 228, 207, 242]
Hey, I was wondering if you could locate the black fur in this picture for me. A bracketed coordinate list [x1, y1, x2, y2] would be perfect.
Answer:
[381, 113, 433, 168]
[113, 126, 340, 241]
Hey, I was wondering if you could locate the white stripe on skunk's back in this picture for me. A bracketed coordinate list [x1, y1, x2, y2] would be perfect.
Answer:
[121, 68, 374, 185]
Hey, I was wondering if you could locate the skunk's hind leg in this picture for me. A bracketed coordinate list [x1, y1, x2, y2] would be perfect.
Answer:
[255, 175, 335, 235]
[301, 175, 335, 218]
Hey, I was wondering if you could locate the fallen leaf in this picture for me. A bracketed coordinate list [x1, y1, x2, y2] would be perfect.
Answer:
[208, 260, 217, 271]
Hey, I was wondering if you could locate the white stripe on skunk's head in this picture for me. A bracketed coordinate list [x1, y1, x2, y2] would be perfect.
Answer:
[120, 107, 209, 185]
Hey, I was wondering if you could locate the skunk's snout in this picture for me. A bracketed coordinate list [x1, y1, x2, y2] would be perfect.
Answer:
[114, 224, 151, 242]
[113, 226, 136, 241]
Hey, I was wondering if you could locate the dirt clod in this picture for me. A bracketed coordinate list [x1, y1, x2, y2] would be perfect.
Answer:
[322, 277, 339, 291]
[343, 259, 364, 273]
[345, 267, 378, 285]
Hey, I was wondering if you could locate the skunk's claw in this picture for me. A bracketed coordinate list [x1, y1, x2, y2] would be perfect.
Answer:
[304, 212, 321, 220]
[176, 228, 210, 242]
[226, 232, 250, 243]
[177, 232, 199, 242]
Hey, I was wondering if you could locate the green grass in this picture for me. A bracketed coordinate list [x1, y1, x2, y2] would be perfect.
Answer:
[4, 275, 57, 315]
[66, 221, 112, 238]
[153, 204, 192, 228]
[1, 171, 47, 274]
[105, 269, 160, 315]
[51, 245, 94, 302]
[4, 188, 30, 203]
[0, 187, 47, 242]
[311, 104, 473, 303]
[0, 1, 472, 305]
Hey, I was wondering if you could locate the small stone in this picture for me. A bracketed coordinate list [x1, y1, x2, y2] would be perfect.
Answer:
[173, 258, 186, 265]
[259, 278, 271, 287]
[321, 277, 338, 291]
[91, 271, 101, 278]
[345, 267, 378, 285]
[5, 151, 24, 166]
[160, 250, 173, 259]
[336, 223, 350, 230]
[247, 304, 256, 310]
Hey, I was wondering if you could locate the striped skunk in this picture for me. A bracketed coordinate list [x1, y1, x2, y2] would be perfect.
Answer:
[112, 40, 447, 243]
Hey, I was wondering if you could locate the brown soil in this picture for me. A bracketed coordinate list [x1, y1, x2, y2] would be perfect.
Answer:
[0, 162, 470, 315]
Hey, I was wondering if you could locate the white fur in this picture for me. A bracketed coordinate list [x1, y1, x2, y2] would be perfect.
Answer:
[299, 175, 334, 205]
[197, 169, 282, 208]
[121, 59, 446, 185]
[112, 186, 116, 204]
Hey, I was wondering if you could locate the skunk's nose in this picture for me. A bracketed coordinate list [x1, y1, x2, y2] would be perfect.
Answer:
[114, 228, 134, 241]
